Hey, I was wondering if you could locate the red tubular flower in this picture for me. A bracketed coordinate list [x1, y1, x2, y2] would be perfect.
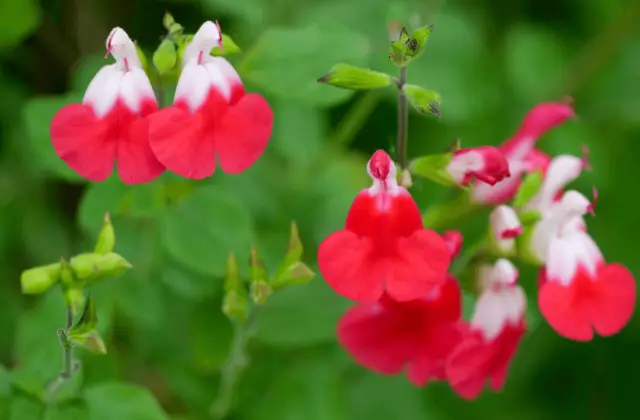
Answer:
[446, 259, 526, 400]
[531, 191, 636, 341]
[50, 28, 164, 184]
[317, 150, 451, 302]
[471, 102, 575, 205]
[337, 276, 463, 385]
[442, 230, 463, 260]
[147, 21, 273, 179]
[446, 146, 510, 186]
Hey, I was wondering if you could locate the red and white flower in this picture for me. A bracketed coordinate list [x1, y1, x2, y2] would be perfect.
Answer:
[148, 21, 273, 179]
[50, 27, 164, 184]
[470, 102, 575, 205]
[442, 230, 463, 260]
[532, 190, 636, 341]
[490, 205, 522, 253]
[317, 150, 451, 302]
[445, 146, 510, 187]
[446, 259, 526, 399]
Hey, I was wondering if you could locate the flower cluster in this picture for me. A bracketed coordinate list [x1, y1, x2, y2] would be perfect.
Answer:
[318, 103, 636, 399]
[50, 21, 273, 184]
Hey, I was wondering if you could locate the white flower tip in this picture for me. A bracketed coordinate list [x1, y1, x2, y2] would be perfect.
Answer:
[490, 205, 522, 239]
[559, 190, 592, 217]
[493, 258, 518, 286]
[194, 20, 223, 50]
[105, 27, 133, 58]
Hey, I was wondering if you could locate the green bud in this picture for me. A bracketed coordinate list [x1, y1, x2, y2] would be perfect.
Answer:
[20, 263, 61, 294]
[408, 25, 434, 59]
[153, 39, 178, 76]
[162, 11, 175, 30]
[222, 290, 249, 323]
[250, 281, 272, 305]
[388, 27, 412, 67]
[249, 246, 271, 304]
[69, 252, 132, 284]
[512, 171, 544, 208]
[271, 261, 315, 291]
[211, 34, 242, 57]
[224, 253, 243, 293]
[94, 212, 116, 255]
[318, 63, 392, 90]
[60, 259, 77, 288]
[273, 222, 303, 281]
[68, 296, 107, 354]
[403, 84, 441, 117]
[409, 152, 462, 189]
[64, 287, 86, 317]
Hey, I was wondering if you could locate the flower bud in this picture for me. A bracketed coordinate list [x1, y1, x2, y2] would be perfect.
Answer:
[271, 261, 315, 291]
[222, 253, 249, 322]
[403, 84, 441, 117]
[317, 63, 392, 90]
[64, 287, 87, 317]
[69, 252, 132, 284]
[153, 39, 178, 76]
[94, 212, 116, 255]
[249, 246, 272, 304]
[20, 263, 61, 294]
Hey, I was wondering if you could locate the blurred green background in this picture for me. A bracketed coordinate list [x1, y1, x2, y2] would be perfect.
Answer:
[1, 0, 639, 418]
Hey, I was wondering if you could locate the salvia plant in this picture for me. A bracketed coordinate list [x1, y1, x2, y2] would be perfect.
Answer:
[16, 12, 636, 419]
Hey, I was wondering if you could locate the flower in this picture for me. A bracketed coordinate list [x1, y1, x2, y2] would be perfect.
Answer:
[489, 205, 522, 253]
[532, 190, 636, 341]
[446, 259, 526, 399]
[446, 146, 510, 187]
[317, 150, 451, 302]
[442, 230, 463, 260]
[470, 102, 575, 205]
[337, 276, 464, 385]
[147, 21, 273, 179]
[50, 27, 164, 184]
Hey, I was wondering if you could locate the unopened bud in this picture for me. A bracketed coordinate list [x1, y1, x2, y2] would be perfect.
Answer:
[318, 63, 392, 90]
[153, 39, 178, 76]
[222, 290, 249, 322]
[69, 252, 132, 284]
[20, 263, 61, 294]
[271, 261, 315, 291]
[64, 287, 86, 317]
[94, 213, 115, 255]
[403, 84, 441, 117]
[250, 281, 272, 305]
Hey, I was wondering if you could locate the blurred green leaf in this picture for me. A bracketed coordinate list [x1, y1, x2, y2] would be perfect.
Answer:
[43, 404, 89, 420]
[241, 23, 371, 106]
[8, 396, 43, 420]
[84, 382, 169, 420]
[0, 365, 9, 418]
[161, 259, 220, 301]
[153, 40, 178, 75]
[271, 100, 326, 164]
[513, 171, 543, 208]
[211, 34, 242, 56]
[71, 55, 107, 93]
[0, 0, 42, 47]
[161, 185, 255, 277]
[23, 95, 85, 182]
[255, 277, 350, 347]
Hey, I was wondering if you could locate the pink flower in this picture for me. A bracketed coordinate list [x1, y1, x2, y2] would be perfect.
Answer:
[442, 230, 463, 260]
[50, 28, 164, 184]
[490, 205, 522, 253]
[147, 21, 273, 179]
[317, 150, 451, 302]
[531, 191, 636, 341]
[446, 146, 510, 187]
[446, 259, 526, 399]
[470, 102, 575, 205]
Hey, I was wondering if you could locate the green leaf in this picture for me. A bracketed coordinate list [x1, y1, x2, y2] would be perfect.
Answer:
[161, 185, 255, 277]
[20, 262, 61, 294]
[153, 39, 178, 76]
[409, 152, 460, 188]
[403, 84, 441, 117]
[68, 296, 107, 355]
[211, 34, 242, 56]
[255, 277, 350, 347]
[43, 403, 89, 420]
[84, 382, 170, 420]
[512, 170, 544, 208]
[0, 365, 10, 418]
[23, 94, 85, 182]
[241, 24, 371, 106]
[318, 63, 392, 90]
[0, 0, 42, 47]
[8, 396, 43, 420]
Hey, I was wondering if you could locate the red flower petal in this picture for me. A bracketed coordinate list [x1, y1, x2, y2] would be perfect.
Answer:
[345, 192, 423, 239]
[406, 321, 464, 386]
[589, 263, 636, 337]
[215, 93, 273, 174]
[445, 332, 493, 399]
[50, 104, 116, 182]
[337, 301, 413, 375]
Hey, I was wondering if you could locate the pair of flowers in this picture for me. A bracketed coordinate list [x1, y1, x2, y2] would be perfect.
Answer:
[317, 103, 635, 398]
[50, 22, 273, 185]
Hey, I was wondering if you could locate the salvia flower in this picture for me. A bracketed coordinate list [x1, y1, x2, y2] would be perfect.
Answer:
[471, 102, 575, 205]
[532, 190, 636, 341]
[318, 150, 451, 302]
[50, 28, 164, 184]
[148, 21, 274, 179]
[446, 146, 510, 187]
[490, 205, 522, 253]
[442, 230, 463, 260]
[446, 259, 526, 399]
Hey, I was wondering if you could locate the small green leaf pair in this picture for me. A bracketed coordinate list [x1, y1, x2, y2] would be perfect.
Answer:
[222, 222, 316, 323]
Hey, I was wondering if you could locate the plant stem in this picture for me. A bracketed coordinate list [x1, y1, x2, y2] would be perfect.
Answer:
[396, 66, 409, 170]
[44, 306, 75, 403]
[210, 305, 263, 419]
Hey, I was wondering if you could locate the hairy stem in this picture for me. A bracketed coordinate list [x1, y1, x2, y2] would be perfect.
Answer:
[44, 306, 75, 403]
[396, 66, 409, 170]
[209, 306, 263, 419]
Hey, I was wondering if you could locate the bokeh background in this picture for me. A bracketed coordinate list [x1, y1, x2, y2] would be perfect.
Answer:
[1, 0, 639, 418]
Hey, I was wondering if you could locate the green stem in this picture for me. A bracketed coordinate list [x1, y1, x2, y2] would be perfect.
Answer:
[396, 66, 409, 170]
[44, 306, 75, 403]
[332, 90, 380, 146]
[209, 305, 263, 419]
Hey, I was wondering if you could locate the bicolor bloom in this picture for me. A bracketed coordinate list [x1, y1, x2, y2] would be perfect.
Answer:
[490, 205, 522, 253]
[446, 259, 526, 400]
[532, 190, 636, 341]
[337, 276, 463, 386]
[50, 28, 164, 184]
[317, 150, 451, 302]
[470, 102, 575, 205]
[442, 230, 463, 260]
[445, 146, 510, 187]
[148, 21, 273, 179]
